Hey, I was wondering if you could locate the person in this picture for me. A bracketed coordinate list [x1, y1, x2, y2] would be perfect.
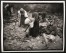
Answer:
[18, 8, 28, 27]
[24, 12, 39, 37]
[39, 12, 46, 22]
[5, 4, 14, 16]
[29, 12, 39, 37]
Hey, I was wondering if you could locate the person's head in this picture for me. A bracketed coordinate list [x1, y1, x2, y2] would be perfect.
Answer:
[20, 8, 24, 11]
[32, 12, 38, 19]
[20, 8, 24, 14]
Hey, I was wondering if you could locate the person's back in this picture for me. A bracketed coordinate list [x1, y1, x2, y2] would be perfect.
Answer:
[29, 12, 39, 37]
[19, 8, 26, 27]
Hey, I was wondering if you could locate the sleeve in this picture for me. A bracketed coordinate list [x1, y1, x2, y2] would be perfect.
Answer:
[18, 10, 21, 18]
[24, 18, 30, 24]
[18, 10, 20, 14]
[24, 11, 28, 18]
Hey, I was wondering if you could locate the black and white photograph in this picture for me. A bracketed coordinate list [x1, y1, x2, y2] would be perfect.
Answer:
[1, 1, 65, 52]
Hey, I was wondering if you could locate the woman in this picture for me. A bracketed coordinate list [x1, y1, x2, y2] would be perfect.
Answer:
[29, 12, 39, 37]
[18, 8, 28, 27]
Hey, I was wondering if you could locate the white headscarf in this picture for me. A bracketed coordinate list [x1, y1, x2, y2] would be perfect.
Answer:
[20, 8, 28, 17]
[5, 4, 9, 9]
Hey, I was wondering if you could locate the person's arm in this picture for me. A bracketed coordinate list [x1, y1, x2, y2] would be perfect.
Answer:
[24, 11, 28, 18]
[24, 25, 30, 32]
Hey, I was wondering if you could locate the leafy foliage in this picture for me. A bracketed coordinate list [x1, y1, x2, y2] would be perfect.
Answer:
[3, 3, 63, 50]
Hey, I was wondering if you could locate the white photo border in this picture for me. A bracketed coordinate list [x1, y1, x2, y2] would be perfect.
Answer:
[1, 1, 65, 52]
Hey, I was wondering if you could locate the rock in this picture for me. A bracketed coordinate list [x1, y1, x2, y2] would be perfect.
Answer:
[47, 34, 56, 41]
[47, 35, 63, 49]
[39, 22, 47, 27]
[42, 33, 49, 44]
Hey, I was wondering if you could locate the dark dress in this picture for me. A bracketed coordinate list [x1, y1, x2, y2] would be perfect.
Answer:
[29, 18, 39, 37]
[19, 10, 26, 27]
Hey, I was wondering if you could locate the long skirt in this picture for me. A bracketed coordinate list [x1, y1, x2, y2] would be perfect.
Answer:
[19, 15, 25, 27]
[29, 20, 39, 37]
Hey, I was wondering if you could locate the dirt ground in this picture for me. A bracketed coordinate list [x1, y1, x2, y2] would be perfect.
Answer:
[3, 12, 63, 51]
